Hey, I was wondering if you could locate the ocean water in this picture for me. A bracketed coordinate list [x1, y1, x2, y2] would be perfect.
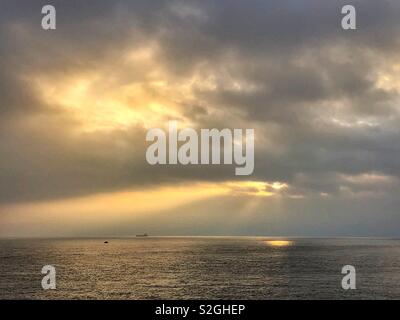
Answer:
[1, 237, 400, 299]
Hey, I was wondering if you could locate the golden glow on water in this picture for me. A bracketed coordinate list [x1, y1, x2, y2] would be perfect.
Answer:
[265, 240, 293, 247]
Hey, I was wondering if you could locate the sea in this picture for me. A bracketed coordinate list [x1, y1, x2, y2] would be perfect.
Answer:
[1, 237, 400, 299]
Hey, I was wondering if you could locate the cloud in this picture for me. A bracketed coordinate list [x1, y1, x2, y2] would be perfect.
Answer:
[1, 0, 400, 235]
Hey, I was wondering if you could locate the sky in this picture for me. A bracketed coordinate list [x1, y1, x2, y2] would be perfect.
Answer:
[1, 0, 400, 237]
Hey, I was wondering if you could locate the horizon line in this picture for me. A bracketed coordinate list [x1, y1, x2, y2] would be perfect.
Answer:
[1, 235, 399, 240]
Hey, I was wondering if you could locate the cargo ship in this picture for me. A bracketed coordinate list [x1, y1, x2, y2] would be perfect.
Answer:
[136, 233, 148, 237]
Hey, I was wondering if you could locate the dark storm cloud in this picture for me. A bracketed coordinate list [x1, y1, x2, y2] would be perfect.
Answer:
[1, 0, 400, 206]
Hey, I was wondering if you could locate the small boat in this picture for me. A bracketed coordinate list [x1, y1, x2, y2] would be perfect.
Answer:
[104, 241, 109, 243]
[136, 233, 148, 237]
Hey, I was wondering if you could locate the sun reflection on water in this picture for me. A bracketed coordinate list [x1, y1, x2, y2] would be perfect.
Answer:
[265, 240, 293, 247]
